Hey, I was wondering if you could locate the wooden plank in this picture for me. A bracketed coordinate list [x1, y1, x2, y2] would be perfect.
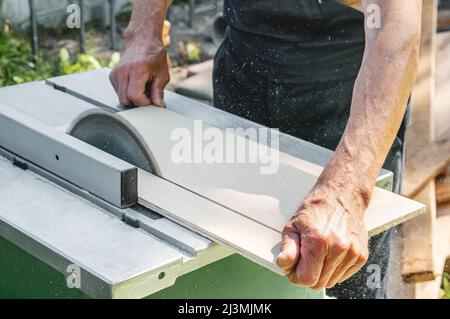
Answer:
[403, 215, 450, 298]
[138, 169, 423, 274]
[138, 170, 283, 273]
[110, 105, 425, 273]
[436, 173, 450, 206]
[446, 205, 450, 275]
[426, 31, 450, 208]
[401, 0, 439, 283]
[187, 59, 214, 76]
[174, 69, 213, 102]
[438, 9, 450, 28]
[402, 127, 450, 198]
[435, 32, 450, 137]
[442, 203, 450, 276]
[119, 107, 423, 232]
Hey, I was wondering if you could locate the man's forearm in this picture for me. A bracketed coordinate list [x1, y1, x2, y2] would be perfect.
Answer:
[318, 0, 422, 208]
[124, 0, 171, 45]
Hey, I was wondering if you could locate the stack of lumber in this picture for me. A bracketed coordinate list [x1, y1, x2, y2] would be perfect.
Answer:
[437, 171, 450, 206]
[400, 0, 450, 299]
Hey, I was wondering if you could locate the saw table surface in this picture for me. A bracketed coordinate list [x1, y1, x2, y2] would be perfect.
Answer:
[0, 69, 397, 299]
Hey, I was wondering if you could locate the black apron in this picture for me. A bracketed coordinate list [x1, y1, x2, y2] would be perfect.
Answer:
[222, 0, 365, 84]
[213, 0, 408, 299]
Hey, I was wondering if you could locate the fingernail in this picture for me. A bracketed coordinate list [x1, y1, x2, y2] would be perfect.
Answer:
[277, 251, 286, 261]
[152, 99, 163, 107]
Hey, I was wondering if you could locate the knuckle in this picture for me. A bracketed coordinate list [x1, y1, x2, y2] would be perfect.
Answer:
[347, 247, 360, 260]
[359, 251, 369, 264]
[289, 276, 304, 286]
[287, 272, 300, 285]
[333, 239, 351, 254]
[127, 92, 139, 102]
[288, 271, 317, 287]
[130, 60, 146, 69]
[296, 270, 320, 287]
[288, 276, 302, 286]
[281, 222, 296, 235]
[128, 94, 145, 105]
[305, 232, 329, 250]
[128, 87, 139, 97]
[288, 212, 302, 225]
[116, 64, 128, 75]
[276, 257, 289, 269]
[127, 86, 143, 99]
[298, 276, 318, 287]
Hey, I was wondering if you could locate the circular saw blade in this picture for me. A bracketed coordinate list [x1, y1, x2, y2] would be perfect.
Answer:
[67, 109, 159, 175]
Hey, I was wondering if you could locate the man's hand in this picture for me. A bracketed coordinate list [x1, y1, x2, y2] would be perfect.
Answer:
[109, 0, 171, 107]
[110, 39, 169, 107]
[277, 182, 369, 290]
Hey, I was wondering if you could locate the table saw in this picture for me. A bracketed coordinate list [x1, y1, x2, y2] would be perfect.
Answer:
[0, 69, 413, 299]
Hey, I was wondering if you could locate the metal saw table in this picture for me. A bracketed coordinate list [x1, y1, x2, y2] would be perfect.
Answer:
[0, 69, 393, 299]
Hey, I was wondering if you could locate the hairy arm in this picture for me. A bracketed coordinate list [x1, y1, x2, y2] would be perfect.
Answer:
[278, 0, 422, 289]
[110, 0, 171, 107]
[328, 0, 421, 208]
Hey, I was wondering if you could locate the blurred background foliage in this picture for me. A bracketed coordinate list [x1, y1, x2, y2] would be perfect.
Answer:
[442, 272, 450, 299]
[0, 20, 119, 87]
[0, 0, 208, 88]
[0, 0, 211, 88]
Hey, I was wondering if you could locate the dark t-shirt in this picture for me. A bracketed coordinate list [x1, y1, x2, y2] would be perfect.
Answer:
[222, 0, 366, 83]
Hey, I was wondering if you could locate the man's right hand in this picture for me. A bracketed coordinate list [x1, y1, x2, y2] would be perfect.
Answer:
[109, 35, 170, 107]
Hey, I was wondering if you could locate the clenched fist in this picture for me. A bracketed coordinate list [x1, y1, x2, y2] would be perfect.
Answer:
[277, 182, 369, 290]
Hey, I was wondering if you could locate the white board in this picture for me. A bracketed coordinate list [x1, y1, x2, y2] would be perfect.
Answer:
[75, 107, 426, 273]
